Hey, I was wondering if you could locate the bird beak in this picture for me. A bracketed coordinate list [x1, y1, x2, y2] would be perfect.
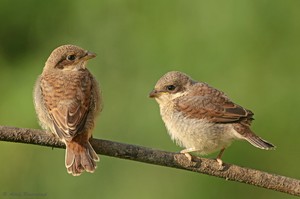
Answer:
[149, 89, 159, 98]
[83, 51, 96, 60]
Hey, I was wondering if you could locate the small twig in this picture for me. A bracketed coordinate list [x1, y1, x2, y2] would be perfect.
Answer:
[0, 125, 299, 196]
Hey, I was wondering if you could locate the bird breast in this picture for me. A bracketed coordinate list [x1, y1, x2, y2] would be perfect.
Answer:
[159, 103, 240, 155]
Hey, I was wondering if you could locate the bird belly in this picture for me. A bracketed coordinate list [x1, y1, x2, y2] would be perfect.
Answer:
[162, 111, 240, 155]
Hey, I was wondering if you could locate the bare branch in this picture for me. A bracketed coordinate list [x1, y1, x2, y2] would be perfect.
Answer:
[0, 125, 299, 196]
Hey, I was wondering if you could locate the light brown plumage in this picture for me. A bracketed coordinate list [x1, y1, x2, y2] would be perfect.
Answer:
[34, 44, 102, 176]
[149, 71, 274, 164]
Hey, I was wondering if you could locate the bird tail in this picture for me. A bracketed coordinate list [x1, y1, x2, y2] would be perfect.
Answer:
[245, 135, 275, 150]
[65, 140, 99, 176]
[234, 124, 275, 150]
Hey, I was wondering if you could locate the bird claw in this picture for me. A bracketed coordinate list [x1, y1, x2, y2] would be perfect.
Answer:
[216, 158, 223, 166]
[180, 148, 197, 162]
[216, 158, 225, 170]
[182, 152, 193, 161]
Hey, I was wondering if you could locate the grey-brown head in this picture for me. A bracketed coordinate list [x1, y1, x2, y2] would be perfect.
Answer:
[44, 44, 96, 71]
[149, 71, 196, 101]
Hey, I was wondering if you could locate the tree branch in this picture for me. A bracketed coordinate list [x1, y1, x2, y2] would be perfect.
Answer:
[0, 126, 299, 196]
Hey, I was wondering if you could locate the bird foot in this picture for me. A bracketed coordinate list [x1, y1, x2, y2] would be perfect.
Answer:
[216, 158, 225, 170]
[179, 149, 193, 161]
[182, 152, 193, 161]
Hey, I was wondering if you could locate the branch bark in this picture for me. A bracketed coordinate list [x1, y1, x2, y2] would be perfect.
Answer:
[0, 126, 299, 196]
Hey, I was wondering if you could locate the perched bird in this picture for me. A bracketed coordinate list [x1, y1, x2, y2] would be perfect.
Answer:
[149, 71, 275, 165]
[33, 44, 102, 176]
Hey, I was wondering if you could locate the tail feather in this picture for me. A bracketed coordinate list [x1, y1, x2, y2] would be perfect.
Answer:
[65, 141, 99, 176]
[245, 136, 275, 150]
[65, 147, 75, 168]
[86, 141, 100, 162]
[233, 123, 275, 150]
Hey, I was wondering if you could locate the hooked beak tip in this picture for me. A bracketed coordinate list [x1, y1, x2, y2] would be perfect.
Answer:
[149, 90, 158, 98]
[84, 51, 96, 60]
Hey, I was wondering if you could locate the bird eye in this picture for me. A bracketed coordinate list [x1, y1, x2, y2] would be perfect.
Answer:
[166, 85, 176, 91]
[67, 54, 76, 61]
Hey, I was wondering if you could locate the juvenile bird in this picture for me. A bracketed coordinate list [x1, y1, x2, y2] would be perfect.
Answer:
[149, 71, 275, 165]
[33, 44, 102, 176]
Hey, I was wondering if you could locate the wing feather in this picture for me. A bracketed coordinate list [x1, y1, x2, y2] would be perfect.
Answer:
[41, 71, 92, 141]
[175, 83, 253, 124]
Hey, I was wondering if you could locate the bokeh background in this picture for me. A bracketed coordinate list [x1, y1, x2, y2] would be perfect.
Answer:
[0, 0, 299, 198]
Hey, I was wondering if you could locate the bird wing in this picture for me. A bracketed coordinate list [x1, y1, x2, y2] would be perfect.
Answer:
[175, 84, 253, 124]
[41, 73, 92, 141]
[50, 99, 89, 140]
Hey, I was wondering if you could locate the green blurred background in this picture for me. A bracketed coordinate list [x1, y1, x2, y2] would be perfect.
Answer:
[0, 0, 299, 198]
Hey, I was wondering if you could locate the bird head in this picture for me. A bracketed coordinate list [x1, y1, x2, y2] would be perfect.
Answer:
[44, 44, 96, 72]
[149, 71, 195, 104]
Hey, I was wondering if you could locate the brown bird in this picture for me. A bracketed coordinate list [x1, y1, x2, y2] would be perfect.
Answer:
[33, 44, 102, 176]
[149, 71, 275, 165]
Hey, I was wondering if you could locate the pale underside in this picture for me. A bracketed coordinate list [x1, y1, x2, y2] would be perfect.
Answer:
[163, 110, 244, 155]
[156, 93, 245, 155]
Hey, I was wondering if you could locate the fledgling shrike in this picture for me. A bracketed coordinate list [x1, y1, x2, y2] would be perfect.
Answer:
[149, 71, 274, 165]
